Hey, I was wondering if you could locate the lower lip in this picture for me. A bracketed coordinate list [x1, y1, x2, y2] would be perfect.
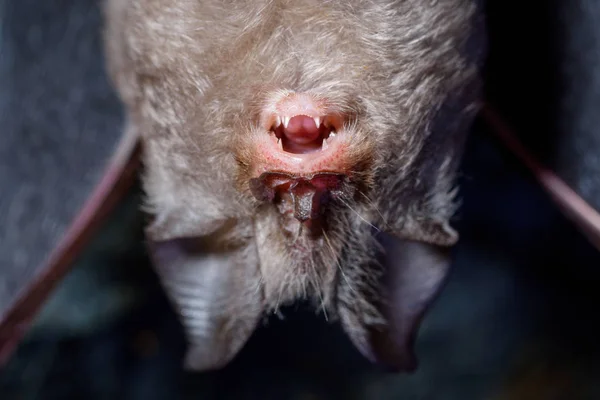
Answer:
[252, 134, 349, 177]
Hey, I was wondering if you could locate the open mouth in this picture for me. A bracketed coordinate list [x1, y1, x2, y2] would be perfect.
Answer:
[267, 114, 343, 154]
[249, 92, 351, 177]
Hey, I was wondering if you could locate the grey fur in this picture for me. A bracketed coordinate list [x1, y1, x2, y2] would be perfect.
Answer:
[103, 0, 485, 371]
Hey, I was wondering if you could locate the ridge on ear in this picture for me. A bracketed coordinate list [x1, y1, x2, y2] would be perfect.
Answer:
[338, 229, 453, 372]
[145, 206, 238, 242]
[386, 216, 459, 247]
[147, 229, 263, 371]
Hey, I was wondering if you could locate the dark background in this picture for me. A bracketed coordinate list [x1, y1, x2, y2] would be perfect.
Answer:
[1, 0, 600, 399]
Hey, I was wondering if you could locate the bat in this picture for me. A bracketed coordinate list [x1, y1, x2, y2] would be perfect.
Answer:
[103, 0, 486, 372]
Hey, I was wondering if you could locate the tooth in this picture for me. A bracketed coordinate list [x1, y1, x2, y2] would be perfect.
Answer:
[329, 132, 337, 139]
[283, 116, 290, 129]
[277, 137, 283, 150]
[322, 138, 329, 150]
[274, 116, 281, 128]
[313, 117, 321, 128]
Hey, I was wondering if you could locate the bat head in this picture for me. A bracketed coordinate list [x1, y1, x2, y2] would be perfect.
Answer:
[104, 0, 486, 373]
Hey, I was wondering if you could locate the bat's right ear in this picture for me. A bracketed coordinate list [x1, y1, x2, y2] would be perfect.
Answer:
[147, 235, 263, 371]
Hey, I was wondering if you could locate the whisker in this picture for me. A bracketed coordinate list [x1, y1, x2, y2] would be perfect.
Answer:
[301, 274, 307, 299]
[338, 197, 380, 232]
[357, 189, 390, 230]
[309, 255, 328, 321]
[253, 274, 264, 296]
[274, 279, 286, 315]
[322, 229, 358, 295]
[292, 222, 303, 244]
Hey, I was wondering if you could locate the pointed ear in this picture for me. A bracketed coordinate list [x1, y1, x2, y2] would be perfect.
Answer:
[147, 232, 263, 371]
[371, 231, 452, 371]
[339, 230, 452, 372]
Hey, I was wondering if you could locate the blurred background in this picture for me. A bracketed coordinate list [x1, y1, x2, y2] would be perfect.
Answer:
[1, 0, 600, 399]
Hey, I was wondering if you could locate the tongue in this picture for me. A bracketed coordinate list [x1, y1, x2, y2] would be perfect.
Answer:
[284, 115, 320, 144]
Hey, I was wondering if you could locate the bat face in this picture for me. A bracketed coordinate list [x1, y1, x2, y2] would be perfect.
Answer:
[104, 0, 485, 372]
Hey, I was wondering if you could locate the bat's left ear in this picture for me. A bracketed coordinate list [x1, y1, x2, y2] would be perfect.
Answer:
[339, 230, 452, 373]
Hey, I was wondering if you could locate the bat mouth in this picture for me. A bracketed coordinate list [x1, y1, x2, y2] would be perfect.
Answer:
[266, 114, 344, 155]
[250, 92, 352, 177]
